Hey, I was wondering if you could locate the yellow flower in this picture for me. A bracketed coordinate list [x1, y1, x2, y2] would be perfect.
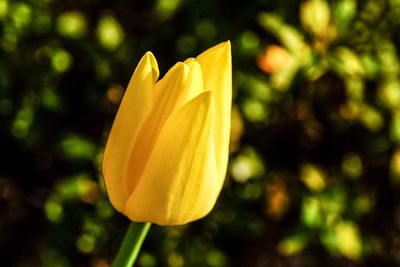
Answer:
[102, 41, 232, 225]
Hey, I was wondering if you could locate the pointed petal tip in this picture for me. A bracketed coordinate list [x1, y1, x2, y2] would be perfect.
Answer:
[221, 40, 231, 54]
[215, 40, 231, 51]
[196, 41, 232, 63]
[172, 61, 191, 74]
[184, 57, 196, 66]
[138, 51, 159, 82]
[142, 51, 156, 63]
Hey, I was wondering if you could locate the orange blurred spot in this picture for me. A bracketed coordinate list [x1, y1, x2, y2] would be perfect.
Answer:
[91, 258, 110, 267]
[106, 85, 124, 104]
[266, 180, 289, 218]
[257, 45, 292, 74]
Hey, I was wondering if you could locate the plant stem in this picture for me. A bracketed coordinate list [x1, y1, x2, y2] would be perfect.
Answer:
[112, 222, 151, 267]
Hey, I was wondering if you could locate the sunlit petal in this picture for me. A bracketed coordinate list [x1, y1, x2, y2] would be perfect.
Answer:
[196, 41, 232, 188]
[126, 61, 204, 193]
[103, 52, 159, 211]
[124, 92, 218, 225]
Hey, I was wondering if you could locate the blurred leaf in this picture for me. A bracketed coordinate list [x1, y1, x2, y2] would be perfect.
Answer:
[60, 135, 97, 160]
[10, 2, 32, 31]
[378, 80, 400, 110]
[258, 13, 306, 53]
[335, 221, 362, 260]
[330, 47, 364, 78]
[55, 173, 97, 201]
[333, 0, 357, 37]
[0, 0, 8, 20]
[359, 105, 384, 132]
[278, 233, 309, 256]
[300, 0, 331, 37]
[377, 40, 400, 78]
[300, 163, 326, 192]
[301, 197, 322, 228]
[361, 53, 379, 79]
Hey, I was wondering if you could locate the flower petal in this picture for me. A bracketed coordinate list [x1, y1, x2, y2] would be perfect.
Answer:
[124, 91, 219, 225]
[103, 52, 159, 212]
[125, 60, 204, 193]
[196, 41, 232, 187]
[152, 59, 204, 116]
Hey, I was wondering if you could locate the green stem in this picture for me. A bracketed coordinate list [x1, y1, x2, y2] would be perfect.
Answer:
[112, 222, 151, 267]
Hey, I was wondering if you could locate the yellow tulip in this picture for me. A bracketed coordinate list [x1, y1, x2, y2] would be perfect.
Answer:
[102, 41, 232, 225]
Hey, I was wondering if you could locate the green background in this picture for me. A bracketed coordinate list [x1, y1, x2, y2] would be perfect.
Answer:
[1, 0, 400, 266]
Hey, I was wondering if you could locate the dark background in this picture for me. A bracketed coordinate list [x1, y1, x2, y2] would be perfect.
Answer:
[1, 0, 400, 266]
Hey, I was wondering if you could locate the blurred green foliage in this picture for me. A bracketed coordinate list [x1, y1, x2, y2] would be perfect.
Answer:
[2, 0, 400, 266]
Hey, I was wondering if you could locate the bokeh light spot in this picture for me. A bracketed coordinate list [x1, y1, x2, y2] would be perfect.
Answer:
[177, 35, 197, 54]
[167, 252, 184, 267]
[257, 45, 292, 74]
[107, 85, 124, 104]
[57, 11, 87, 38]
[206, 250, 226, 267]
[335, 221, 362, 260]
[230, 147, 264, 183]
[51, 49, 72, 73]
[45, 200, 64, 223]
[239, 31, 259, 54]
[0, 0, 8, 20]
[97, 15, 124, 50]
[156, 0, 182, 19]
[359, 105, 383, 132]
[300, 164, 326, 191]
[242, 99, 268, 122]
[76, 234, 96, 253]
[139, 253, 157, 267]
[12, 106, 33, 139]
[41, 87, 61, 110]
[301, 197, 322, 228]
[11, 2, 32, 29]
[278, 234, 308, 256]
[342, 153, 363, 178]
[266, 181, 289, 218]
[1, 33, 17, 51]
[61, 135, 96, 160]
[96, 200, 114, 219]
[196, 21, 216, 40]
